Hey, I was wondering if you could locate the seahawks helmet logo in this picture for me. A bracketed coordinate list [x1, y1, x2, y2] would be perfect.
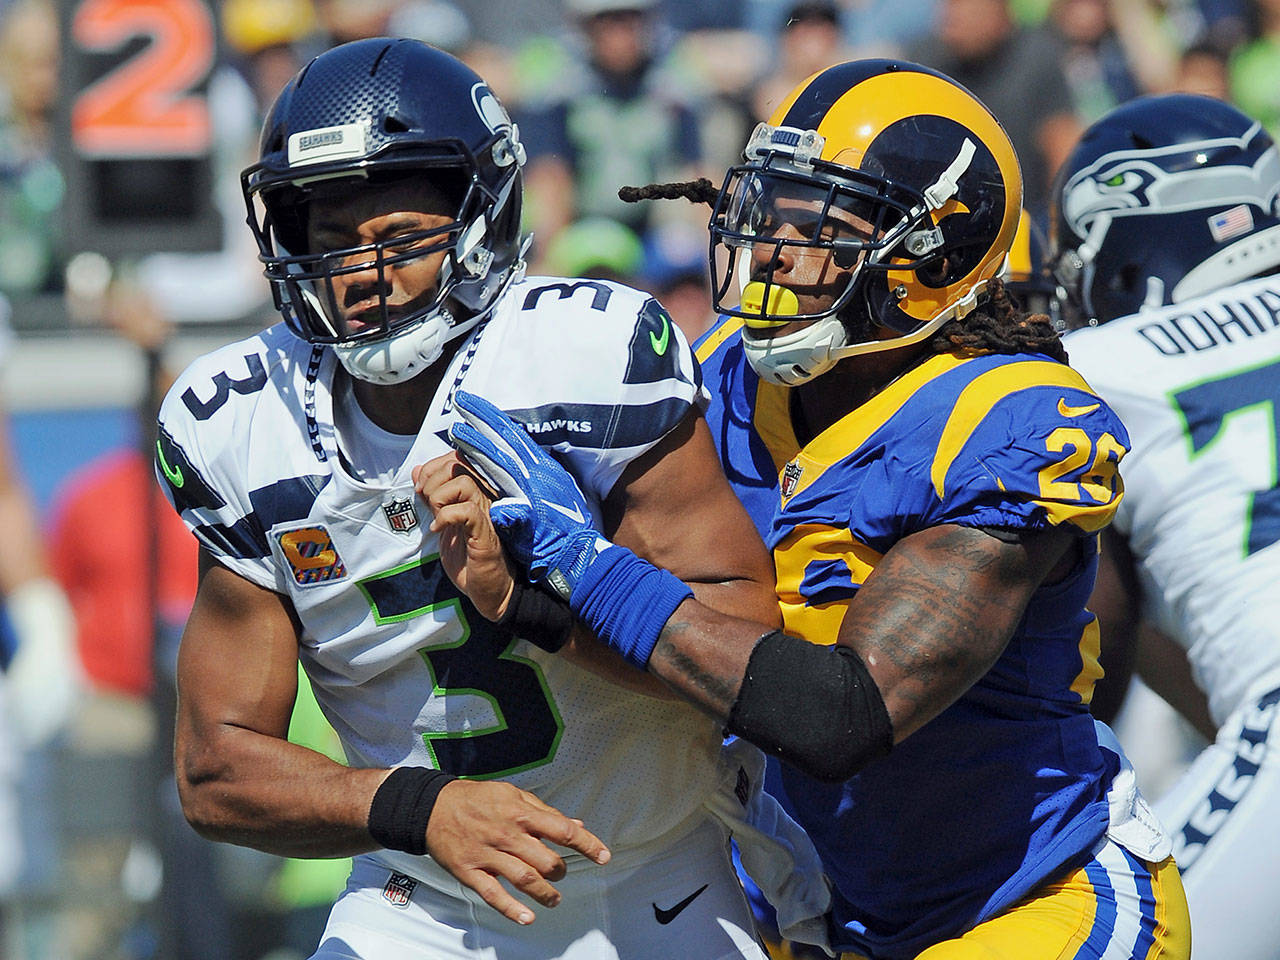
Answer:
[472, 83, 525, 167]
[1061, 125, 1280, 239]
[1060, 162, 1158, 236]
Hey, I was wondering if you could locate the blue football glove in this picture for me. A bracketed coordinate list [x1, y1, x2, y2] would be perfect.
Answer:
[447, 390, 608, 600]
[448, 390, 694, 669]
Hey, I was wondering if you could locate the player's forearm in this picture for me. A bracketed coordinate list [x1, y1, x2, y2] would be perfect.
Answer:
[648, 601, 894, 783]
[625, 526, 1058, 780]
[1135, 623, 1216, 742]
[647, 600, 757, 718]
[686, 575, 782, 631]
[177, 724, 390, 858]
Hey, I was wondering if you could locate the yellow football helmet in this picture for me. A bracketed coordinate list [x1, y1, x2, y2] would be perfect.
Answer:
[1005, 207, 1058, 322]
[709, 59, 1023, 385]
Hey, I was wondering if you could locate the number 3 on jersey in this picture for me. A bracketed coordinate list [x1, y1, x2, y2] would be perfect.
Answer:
[357, 557, 564, 779]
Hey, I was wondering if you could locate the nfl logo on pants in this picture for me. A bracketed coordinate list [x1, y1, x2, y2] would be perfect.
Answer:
[382, 872, 417, 907]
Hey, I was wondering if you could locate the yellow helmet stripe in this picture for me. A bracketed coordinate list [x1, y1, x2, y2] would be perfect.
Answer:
[1007, 208, 1035, 279]
[768, 63, 1023, 325]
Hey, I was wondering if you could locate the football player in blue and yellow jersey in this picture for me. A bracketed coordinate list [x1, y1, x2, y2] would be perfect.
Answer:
[435, 60, 1193, 959]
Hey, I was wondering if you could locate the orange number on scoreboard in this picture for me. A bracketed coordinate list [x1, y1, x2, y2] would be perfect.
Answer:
[70, 0, 214, 158]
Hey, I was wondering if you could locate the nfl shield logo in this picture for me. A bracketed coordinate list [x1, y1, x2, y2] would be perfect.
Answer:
[781, 461, 804, 499]
[382, 497, 419, 534]
[382, 872, 417, 907]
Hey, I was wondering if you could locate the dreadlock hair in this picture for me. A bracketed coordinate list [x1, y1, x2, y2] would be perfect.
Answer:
[620, 183, 1069, 364]
[928, 277, 1069, 364]
[618, 179, 719, 207]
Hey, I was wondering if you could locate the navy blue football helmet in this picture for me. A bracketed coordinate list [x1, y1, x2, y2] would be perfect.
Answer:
[241, 38, 526, 383]
[1051, 93, 1280, 325]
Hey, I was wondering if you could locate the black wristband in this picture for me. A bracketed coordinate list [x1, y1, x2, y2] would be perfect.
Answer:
[498, 580, 575, 652]
[367, 767, 458, 856]
[728, 630, 893, 784]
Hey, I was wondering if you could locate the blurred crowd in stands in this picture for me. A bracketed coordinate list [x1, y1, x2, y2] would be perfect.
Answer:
[1, 0, 1270, 340]
[0, 0, 1256, 956]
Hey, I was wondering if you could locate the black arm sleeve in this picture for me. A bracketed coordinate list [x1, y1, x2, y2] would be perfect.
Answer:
[726, 630, 893, 783]
[498, 580, 574, 652]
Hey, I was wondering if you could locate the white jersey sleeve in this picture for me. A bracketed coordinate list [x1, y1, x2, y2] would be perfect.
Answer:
[1066, 273, 1280, 723]
[454, 275, 707, 503]
[155, 326, 325, 593]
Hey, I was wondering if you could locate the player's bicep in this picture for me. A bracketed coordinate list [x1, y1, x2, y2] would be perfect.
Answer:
[841, 523, 1075, 742]
[177, 548, 301, 746]
[603, 410, 779, 626]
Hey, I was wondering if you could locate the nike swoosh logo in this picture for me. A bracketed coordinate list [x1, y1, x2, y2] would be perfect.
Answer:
[653, 884, 708, 925]
[1058, 397, 1100, 418]
[156, 438, 184, 488]
[542, 500, 586, 524]
[649, 315, 671, 356]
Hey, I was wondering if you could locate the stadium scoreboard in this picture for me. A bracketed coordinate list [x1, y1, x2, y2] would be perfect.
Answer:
[55, 0, 222, 257]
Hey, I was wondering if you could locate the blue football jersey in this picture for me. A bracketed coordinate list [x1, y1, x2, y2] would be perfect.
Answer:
[697, 318, 1131, 958]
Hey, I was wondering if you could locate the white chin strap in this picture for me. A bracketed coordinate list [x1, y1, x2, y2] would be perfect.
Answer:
[743, 316, 847, 386]
[333, 309, 462, 385]
[743, 306, 967, 386]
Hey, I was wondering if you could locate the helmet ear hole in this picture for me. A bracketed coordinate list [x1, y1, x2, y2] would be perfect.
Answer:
[917, 255, 949, 287]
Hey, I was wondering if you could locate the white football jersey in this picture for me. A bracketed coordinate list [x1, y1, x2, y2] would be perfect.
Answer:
[1066, 273, 1280, 724]
[156, 275, 727, 883]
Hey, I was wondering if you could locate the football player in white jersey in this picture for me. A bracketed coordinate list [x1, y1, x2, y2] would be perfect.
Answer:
[1052, 93, 1280, 959]
[154, 38, 803, 960]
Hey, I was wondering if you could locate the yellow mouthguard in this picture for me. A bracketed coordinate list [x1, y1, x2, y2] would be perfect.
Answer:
[740, 281, 799, 327]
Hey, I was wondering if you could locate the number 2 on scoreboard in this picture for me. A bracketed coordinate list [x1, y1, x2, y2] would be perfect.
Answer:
[70, 0, 215, 158]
